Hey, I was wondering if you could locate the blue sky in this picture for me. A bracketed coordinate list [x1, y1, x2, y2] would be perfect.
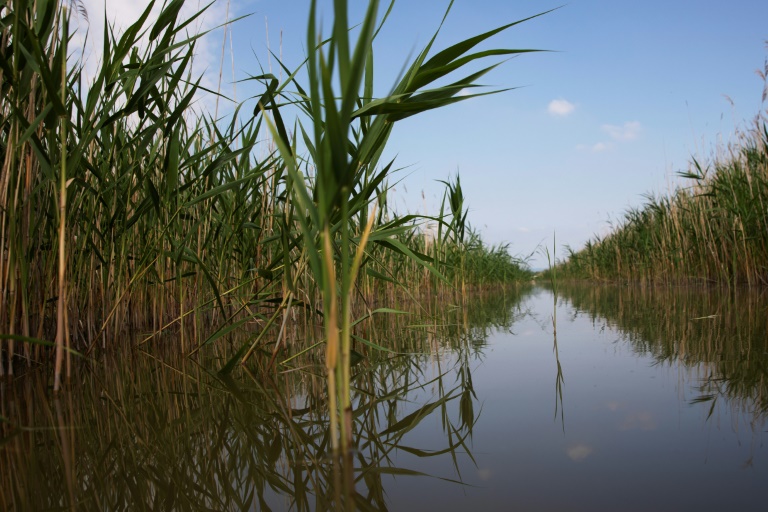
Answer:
[83, 0, 768, 267]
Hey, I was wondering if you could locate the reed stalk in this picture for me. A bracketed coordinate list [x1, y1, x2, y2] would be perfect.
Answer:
[257, 0, 545, 458]
[53, 3, 69, 392]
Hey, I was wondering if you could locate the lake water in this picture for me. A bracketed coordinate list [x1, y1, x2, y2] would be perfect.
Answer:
[2, 284, 766, 510]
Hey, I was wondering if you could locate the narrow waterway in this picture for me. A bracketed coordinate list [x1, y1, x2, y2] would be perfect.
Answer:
[2, 285, 766, 511]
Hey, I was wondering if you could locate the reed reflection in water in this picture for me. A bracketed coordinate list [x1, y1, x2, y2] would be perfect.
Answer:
[556, 283, 768, 423]
[0, 289, 527, 511]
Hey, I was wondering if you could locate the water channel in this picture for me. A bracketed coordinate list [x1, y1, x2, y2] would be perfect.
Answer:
[2, 284, 766, 510]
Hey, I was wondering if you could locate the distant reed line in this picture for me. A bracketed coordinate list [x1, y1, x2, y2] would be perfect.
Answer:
[557, 120, 768, 286]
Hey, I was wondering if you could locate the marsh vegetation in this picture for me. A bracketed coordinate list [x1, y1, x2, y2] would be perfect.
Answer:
[4, 0, 768, 509]
[557, 121, 768, 286]
[0, 0, 534, 385]
[0, 1, 540, 506]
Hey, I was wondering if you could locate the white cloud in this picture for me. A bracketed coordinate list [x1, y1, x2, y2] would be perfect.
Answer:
[548, 98, 576, 117]
[72, 0, 234, 115]
[602, 121, 642, 141]
[576, 142, 610, 153]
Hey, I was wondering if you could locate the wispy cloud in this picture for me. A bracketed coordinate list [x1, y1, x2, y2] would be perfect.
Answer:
[576, 142, 610, 153]
[75, 0, 233, 114]
[548, 98, 575, 117]
[602, 121, 642, 141]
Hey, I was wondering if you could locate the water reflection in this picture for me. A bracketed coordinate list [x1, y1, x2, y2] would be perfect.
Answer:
[556, 284, 768, 424]
[0, 287, 531, 511]
[4, 283, 767, 510]
[565, 443, 593, 462]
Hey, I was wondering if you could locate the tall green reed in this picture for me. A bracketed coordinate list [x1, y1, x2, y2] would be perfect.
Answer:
[259, 0, 548, 456]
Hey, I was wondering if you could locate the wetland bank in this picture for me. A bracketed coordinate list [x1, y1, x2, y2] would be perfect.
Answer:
[2, 0, 768, 510]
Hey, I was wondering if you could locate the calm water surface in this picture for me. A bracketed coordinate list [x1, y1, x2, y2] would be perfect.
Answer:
[2, 285, 766, 510]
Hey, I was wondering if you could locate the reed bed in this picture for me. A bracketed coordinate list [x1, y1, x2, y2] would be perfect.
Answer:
[557, 121, 768, 286]
[0, 0, 539, 463]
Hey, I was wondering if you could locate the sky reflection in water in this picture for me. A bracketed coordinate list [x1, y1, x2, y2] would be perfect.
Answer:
[386, 285, 767, 512]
